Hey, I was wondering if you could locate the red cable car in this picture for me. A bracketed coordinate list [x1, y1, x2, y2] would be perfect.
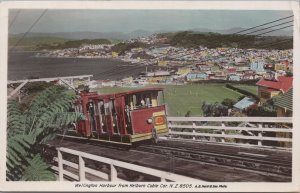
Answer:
[72, 88, 168, 144]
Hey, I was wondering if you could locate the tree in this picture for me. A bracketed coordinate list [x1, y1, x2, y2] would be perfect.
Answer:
[202, 102, 228, 117]
[221, 98, 236, 108]
[7, 86, 85, 181]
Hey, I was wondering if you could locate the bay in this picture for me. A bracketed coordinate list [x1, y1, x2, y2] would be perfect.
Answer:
[8, 52, 153, 81]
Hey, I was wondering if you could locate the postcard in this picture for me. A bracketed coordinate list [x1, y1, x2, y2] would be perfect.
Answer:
[0, 0, 299, 192]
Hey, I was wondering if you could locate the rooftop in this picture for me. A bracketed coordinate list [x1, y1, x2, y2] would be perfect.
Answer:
[256, 76, 293, 93]
[233, 97, 256, 110]
[273, 88, 293, 111]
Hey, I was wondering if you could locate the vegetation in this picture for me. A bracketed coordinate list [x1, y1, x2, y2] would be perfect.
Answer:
[232, 84, 258, 95]
[225, 84, 259, 100]
[9, 36, 112, 50]
[221, 98, 237, 108]
[158, 31, 292, 50]
[36, 39, 111, 50]
[97, 84, 243, 116]
[7, 86, 84, 181]
[8, 36, 69, 48]
[111, 42, 149, 55]
[201, 102, 228, 117]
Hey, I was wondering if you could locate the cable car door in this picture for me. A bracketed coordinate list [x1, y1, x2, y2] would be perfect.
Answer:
[104, 101, 114, 135]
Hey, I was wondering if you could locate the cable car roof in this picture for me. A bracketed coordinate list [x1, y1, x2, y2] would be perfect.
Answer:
[79, 87, 164, 99]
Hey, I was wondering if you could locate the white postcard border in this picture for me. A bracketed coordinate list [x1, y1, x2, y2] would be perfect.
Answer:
[0, 1, 299, 192]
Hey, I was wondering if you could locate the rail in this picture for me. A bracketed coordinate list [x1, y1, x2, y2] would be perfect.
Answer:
[52, 147, 202, 182]
[167, 116, 292, 148]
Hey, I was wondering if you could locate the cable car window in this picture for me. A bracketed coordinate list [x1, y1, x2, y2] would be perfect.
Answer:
[99, 101, 104, 114]
[146, 97, 151, 107]
[110, 99, 119, 134]
[86, 100, 96, 132]
[104, 102, 112, 115]
[94, 102, 99, 116]
[132, 95, 137, 109]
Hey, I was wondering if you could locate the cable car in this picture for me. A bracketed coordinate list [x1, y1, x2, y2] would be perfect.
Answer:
[72, 88, 168, 144]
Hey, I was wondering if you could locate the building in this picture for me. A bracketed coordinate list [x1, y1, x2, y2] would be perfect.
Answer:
[273, 88, 293, 117]
[256, 75, 293, 103]
[177, 67, 191, 76]
[274, 63, 288, 71]
[250, 62, 265, 74]
[233, 97, 256, 111]
[228, 74, 241, 81]
[186, 72, 208, 81]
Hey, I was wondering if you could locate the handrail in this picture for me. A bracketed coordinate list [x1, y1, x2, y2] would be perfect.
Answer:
[167, 116, 292, 123]
[167, 116, 292, 147]
[53, 147, 202, 182]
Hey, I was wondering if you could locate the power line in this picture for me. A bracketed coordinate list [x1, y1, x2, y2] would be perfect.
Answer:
[8, 9, 21, 30]
[240, 20, 293, 36]
[231, 15, 293, 35]
[231, 24, 293, 45]
[255, 25, 293, 37]
[10, 9, 47, 51]
[210, 15, 294, 46]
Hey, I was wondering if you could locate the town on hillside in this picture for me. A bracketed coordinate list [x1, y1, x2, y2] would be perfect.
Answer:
[31, 33, 294, 119]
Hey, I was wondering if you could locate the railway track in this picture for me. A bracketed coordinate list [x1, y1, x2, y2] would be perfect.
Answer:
[44, 135, 292, 181]
[134, 143, 291, 177]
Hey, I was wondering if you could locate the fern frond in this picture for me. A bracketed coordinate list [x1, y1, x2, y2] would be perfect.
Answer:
[7, 99, 26, 136]
[21, 154, 56, 181]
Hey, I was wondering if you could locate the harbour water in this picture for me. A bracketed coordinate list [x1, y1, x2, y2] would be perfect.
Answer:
[8, 52, 155, 80]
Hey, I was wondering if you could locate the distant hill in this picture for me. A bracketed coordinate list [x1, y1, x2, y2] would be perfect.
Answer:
[9, 36, 69, 47]
[10, 26, 292, 41]
[36, 39, 112, 50]
[111, 42, 150, 55]
[9, 36, 112, 50]
[159, 31, 292, 50]
[189, 27, 293, 37]
[10, 30, 152, 41]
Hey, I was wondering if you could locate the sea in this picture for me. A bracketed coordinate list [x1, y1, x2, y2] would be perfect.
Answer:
[8, 52, 156, 81]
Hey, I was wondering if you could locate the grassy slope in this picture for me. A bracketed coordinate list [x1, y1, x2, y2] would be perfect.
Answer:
[233, 84, 258, 95]
[9, 36, 69, 47]
[97, 84, 243, 116]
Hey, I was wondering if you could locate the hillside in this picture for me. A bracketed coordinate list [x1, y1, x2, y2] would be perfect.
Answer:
[111, 42, 150, 55]
[36, 39, 112, 50]
[9, 37, 112, 50]
[8, 36, 69, 50]
[159, 31, 293, 50]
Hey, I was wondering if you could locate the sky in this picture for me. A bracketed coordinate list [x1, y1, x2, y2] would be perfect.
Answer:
[9, 9, 293, 34]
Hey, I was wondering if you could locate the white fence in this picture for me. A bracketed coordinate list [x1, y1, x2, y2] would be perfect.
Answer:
[52, 147, 202, 182]
[167, 116, 292, 147]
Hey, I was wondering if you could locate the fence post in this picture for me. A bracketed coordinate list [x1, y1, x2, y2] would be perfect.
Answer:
[258, 124, 263, 146]
[192, 122, 196, 140]
[221, 123, 225, 143]
[57, 149, 64, 181]
[110, 163, 118, 181]
[78, 156, 86, 181]
[168, 121, 172, 138]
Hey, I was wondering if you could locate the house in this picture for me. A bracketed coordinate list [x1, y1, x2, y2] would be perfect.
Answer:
[186, 72, 208, 81]
[177, 67, 191, 76]
[272, 88, 293, 148]
[250, 62, 265, 74]
[233, 97, 256, 111]
[226, 67, 237, 74]
[146, 70, 172, 83]
[273, 88, 293, 117]
[228, 74, 241, 81]
[274, 63, 288, 71]
[256, 75, 293, 103]
[234, 57, 247, 65]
